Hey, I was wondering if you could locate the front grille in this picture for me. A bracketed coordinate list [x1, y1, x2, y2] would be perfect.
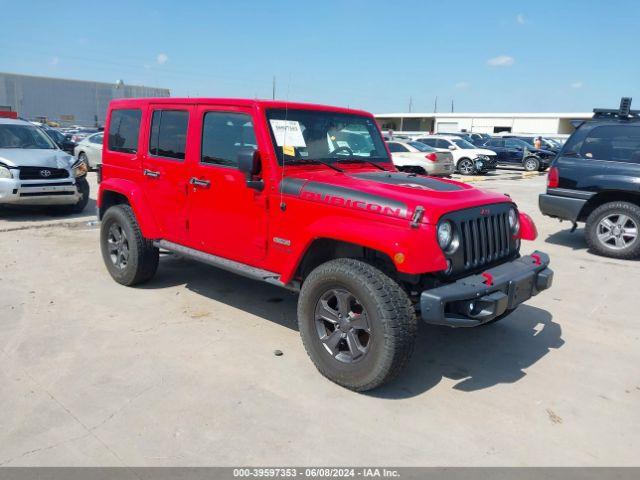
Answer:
[441, 203, 517, 276]
[19, 167, 69, 180]
[459, 212, 511, 269]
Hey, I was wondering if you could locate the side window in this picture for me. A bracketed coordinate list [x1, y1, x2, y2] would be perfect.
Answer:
[108, 109, 141, 153]
[418, 138, 435, 147]
[580, 125, 640, 163]
[436, 139, 451, 149]
[201, 112, 257, 167]
[487, 139, 501, 147]
[505, 139, 520, 148]
[387, 142, 408, 153]
[149, 110, 189, 160]
[90, 134, 103, 144]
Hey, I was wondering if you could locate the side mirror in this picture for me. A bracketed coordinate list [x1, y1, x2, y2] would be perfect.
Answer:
[448, 145, 456, 150]
[237, 148, 264, 191]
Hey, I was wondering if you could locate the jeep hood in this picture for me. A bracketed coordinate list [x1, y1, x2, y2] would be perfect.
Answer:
[0, 148, 74, 169]
[280, 169, 511, 224]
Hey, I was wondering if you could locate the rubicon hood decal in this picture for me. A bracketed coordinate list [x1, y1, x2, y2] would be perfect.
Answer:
[280, 178, 410, 219]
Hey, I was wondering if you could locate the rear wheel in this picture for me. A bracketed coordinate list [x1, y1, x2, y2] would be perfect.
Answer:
[100, 205, 159, 285]
[523, 156, 540, 171]
[586, 201, 640, 259]
[457, 158, 475, 175]
[297, 258, 417, 391]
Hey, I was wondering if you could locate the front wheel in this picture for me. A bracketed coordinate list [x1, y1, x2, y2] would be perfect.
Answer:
[585, 201, 640, 259]
[297, 258, 417, 391]
[523, 156, 540, 172]
[100, 204, 159, 285]
[457, 158, 475, 175]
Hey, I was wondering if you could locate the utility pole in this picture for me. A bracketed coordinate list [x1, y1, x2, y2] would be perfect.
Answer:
[434, 96, 438, 113]
[272, 76, 276, 100]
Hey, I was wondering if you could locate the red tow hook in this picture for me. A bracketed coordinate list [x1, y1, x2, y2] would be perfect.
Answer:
[531, 253, 542, 265]
[481, 272, 494, 286]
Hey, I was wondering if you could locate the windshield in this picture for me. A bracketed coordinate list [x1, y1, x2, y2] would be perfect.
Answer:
[0, 124, 57, 149]
[452, 138, 476, 149]
[408, 141, 436, 152]
[266, 109, 391, 165]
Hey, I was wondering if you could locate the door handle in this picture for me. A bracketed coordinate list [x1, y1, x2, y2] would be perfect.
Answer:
[189, 177, 211, 188]
[144, 169, 161, 178]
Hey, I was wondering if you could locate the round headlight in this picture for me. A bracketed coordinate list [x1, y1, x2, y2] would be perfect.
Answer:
[508, 208, 520, 234]
[437, 221, 453, 250]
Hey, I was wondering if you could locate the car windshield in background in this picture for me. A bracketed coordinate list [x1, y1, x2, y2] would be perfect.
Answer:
[408, 141, 437, 152]
[452, 138, 476, 149]
[0, 124, 57, 149]
[266, 109, 391, 165]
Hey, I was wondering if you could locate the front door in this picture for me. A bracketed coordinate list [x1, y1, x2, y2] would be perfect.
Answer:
[186, 106, 268, 263]
[505, 139, 525, 164]
[140, 105, 194, 244]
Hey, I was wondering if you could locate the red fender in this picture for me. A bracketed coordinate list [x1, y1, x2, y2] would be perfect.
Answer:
[518, 212, 538, 241]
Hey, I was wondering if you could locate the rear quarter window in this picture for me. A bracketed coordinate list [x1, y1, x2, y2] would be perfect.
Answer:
[580, 125, 640, 163]
[108, 109, 142, 153]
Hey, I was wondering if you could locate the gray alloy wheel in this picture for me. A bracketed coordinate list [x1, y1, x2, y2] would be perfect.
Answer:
[596, 214, 638, 251]
[457, 158, 475, 175]
[523, 157, 540, 171]
[314, 287, 371, 364]
[107, 223, 130, 270]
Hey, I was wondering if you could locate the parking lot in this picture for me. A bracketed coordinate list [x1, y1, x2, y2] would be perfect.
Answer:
[1, 171, 638, 467]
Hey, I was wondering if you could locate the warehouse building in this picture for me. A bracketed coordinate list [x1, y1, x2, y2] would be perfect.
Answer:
[374, 111, 593, 136]
[0, 72, 169, 127]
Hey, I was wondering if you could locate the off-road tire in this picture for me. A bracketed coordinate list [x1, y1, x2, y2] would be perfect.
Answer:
[297, 258, 417, 391]
[100, 205, 159, 285]
[585, 201, 640, 259]
[523, 156, 540, 172]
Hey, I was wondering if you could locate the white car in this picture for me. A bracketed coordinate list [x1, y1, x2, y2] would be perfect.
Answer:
[386, 140, 454, 176]
[415, 135, 498, 175]
[74, 132, 104, 170]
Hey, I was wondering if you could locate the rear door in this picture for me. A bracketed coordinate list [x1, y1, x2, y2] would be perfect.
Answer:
[186, 105, 268, 263]
[140, 105, 193, 244]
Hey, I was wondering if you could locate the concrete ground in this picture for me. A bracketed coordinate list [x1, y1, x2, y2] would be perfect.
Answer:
[0, 171, 638, 467]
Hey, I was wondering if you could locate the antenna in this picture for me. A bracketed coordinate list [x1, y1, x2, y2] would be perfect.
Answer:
[279, 74, 292, 212]
[434, 96, 438, 113]
[408, 96, 413, 113]
[272, 76, 276, 100]
[451, 99, 454, 113]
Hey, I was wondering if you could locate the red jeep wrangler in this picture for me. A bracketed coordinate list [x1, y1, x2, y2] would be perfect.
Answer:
[98, 98, 553, 391]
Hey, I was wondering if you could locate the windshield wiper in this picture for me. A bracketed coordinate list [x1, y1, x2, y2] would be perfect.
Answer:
[334, 157, 388, 171]
[283, 157, 344, 172]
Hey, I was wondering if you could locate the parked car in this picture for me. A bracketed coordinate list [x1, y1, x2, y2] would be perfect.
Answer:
[386, 140, 454, 176]
[74, 132, 104, 170]
[539, 98, 640, 259]
[502, 135, 560, 154]
[98, 98, 553, 391]
[39, 125, 77, 154]
[415, 135, 498, 174]
[70, 127, 99, 143]
[0, 117, 89, 213]
[481, 137, 555, 171]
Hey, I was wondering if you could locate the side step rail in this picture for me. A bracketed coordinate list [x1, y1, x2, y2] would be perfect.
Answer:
[154, 240, 299, 291]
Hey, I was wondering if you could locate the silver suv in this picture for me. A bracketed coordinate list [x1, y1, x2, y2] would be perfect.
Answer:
[0, 118, 89, 213]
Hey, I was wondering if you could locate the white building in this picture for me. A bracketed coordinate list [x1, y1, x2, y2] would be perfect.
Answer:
[374, 112, 593, 137]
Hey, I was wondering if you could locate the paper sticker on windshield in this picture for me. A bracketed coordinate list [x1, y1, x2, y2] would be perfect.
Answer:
[282, 145, 295, 156]
[270, 120, 306, 147]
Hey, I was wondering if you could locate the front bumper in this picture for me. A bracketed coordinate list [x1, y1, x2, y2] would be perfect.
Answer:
[420, 251, 553, 327]
[0, 176, 81, 206]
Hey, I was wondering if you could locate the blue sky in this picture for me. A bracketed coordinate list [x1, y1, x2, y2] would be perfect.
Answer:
[1, 0, 639, 113]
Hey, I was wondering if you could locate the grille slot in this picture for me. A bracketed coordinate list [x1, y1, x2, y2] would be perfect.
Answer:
[459, 211, 512, 270]
[19, 167, 69, 180]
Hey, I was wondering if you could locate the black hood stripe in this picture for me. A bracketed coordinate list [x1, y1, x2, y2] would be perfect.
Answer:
[351, 172, 463, 191]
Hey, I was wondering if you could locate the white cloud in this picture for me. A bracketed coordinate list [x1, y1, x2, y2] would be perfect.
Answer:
[487, 55, 515, 67]
[156, 53, 168, 65]
[570, 81, 583, 89]
[516, 13, 526, 24]
[455, 81, 470, 89]
[48, 56, 59, 66]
